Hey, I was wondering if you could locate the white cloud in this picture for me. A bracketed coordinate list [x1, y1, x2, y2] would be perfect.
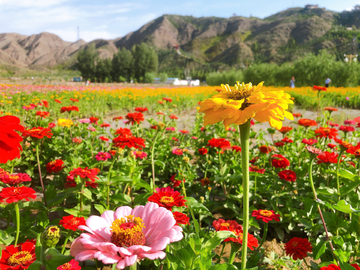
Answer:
[0, 0, 70, 8]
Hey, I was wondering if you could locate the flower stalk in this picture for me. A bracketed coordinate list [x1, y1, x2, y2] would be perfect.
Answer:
[239, 120, 251, 269]
[14, 202, 20, 246]
[36, 142, 47, 207]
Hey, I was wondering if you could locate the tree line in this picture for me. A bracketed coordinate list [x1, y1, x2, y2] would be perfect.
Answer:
[206, 51, 360, 87]
[76, 43, 161, 83]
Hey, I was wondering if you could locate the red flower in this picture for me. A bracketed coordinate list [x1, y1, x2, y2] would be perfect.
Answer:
[42, 100, 49, 107]
[281, 137, 293, 143]
[207, 138, 231, 149]
[179, 129, 189, 134]
[278, 170, 297, 182]
[0, 239, 36, 269]
[252, 209, 280, 223]
[100, 123, 110, 128]
[334, 138, 352, 150]
[69, 167, 99, 182]
[250, 157, 259, 164]
[113, 135, 146, 150]
[0, 173, 31, 186]
[172, 137, 178, 141]
[114, 128, 132, 137]
[55, 99, 62, 103]
[60, 106, 79, 113]
[274, 141, 285, 147]
[328, 121, 339, 127]
[22, 127, 53, 139]
[156, 112, 164, 115]
[112, 116, 123, 121]
[170, 174, 184, 188]
[173, 212, 190, 225]
[339, 125, 355, 133]
[271, 154, 290, 168]
[222, 227, 258, 250]
[36, 111, 50, 118]
[259, 145, 273, 154]
[284, 237, 312, 260]
[319, 264, 340, 270]
[148, 189, 186, 210]
[200, 177, 211, 186]
[231, 146, 242, 153]
[109, 150, 117, 156]
[170, 114, 178, 120]
[70, 98, 79, 102]
[59, 215, 86, 231]
[301, 138, 318, 145]
[279, 126, 293, 134]
[89, 117, 99, 124]
[292, 113, 302, 118]
[150, 125, 158, 130]
[72, 138, 82, 144]
[46, 159, 65, 173]
[313, 85, 327, 91]
[324, 107, 338, 112]
[48, 122, 56, 128]
[298, 118, 317, 127]
[57, 259, 82, 270]
[126, 112, 144, 125]
[198, 148, 208, 155]
[0, 186, 36, 203]
[347, 143, 360, 158]
[212, 219, 242, 231]
[317, 151, 339, 164]
[162, 97, 172, 102]
[135, 107, 148, 113]
[99, 136, 109, 141]
[249, 165, 265, 174]
[315, 127, 338, 139]
[0, 116, 24, 163]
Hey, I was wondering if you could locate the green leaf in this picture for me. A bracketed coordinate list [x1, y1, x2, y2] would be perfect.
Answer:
[313, 237, 329, 260]
[338, 169, 357, 180]
[274, 227, 284, 242]
[27, 261, 43, 270]
[340, 180, 360, 196]
[185, 197, 210, 213]
[0, 230, 14, 246]
[111, 193, 131, 204]
[333, 200, 360, 214]
[176, 248, 193, 269]
[45, 248, 73, 269]
[94, 204, 106, 214]
[209, 263, 238, 270]
[154, 160, 166, 169]
[111, 175, 133, 184]
[201, 231, 235, 254]
[339, 260, 356, 270]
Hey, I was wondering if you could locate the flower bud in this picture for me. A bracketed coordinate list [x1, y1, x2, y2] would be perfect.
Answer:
[41, 225, 61, 248]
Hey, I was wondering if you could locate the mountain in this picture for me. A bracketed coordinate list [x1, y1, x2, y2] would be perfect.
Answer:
[0, 6, 359, 71]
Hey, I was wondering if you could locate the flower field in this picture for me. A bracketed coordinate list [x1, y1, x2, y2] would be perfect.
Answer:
[0, 82, 360, 270]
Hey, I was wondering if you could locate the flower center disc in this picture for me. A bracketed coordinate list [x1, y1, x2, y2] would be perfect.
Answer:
[8, 251, 32, 266]
[110, 215, 146, 247]
[259, 210, 273, 217]
[160, 196, 174, 205]
[220, 222, 230, 227]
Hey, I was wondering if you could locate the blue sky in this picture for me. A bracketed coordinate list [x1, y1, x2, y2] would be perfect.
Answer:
[0, 0, 358, 42]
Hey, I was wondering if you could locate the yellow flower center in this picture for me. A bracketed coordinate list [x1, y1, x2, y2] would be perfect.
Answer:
[60, 262, 72, 269]
[259, 210, 273, 217]
[8, 251, 32, 266]
[110, 215, 146, 247]
[220, 222, 230, 227]
[160, 196, 174, 204]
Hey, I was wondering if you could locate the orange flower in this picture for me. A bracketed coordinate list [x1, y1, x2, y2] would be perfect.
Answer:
[315, 127, 338, 139]
[298, 118, 317, 127]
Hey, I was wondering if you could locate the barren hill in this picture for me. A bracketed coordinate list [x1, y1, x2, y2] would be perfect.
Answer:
[0, 6, 359, 71]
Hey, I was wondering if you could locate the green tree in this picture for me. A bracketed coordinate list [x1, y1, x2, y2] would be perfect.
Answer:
[112, 48, 133, 82]
[144, 72, 156, 83]
[96, 58, 112, 83]
[76, 44, 98, 81]
[132, 43, 158, 82]
[159, 72, 168, 82]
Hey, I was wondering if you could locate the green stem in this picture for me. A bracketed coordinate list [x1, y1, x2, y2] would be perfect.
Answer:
[125, 262, 137, 270]
[336, 151, 343, 198]
[107, 157, 117, 209]
[228, 243, 239, 265]
[79, 178, 85, 216]
[14, 202, 20, 246]
[308, 158, 338, 262]
[254, 174, 257, 202]
[36, 143, 47, 206]
[217, 243, 226, 263]
[258, 222, 268, 250]
[150, 131, 160, 192]
[61, 231, 73, 254]
[239, 120, 251, 270]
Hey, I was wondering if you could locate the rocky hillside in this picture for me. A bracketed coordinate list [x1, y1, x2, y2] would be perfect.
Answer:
[0, 6, 359, 70]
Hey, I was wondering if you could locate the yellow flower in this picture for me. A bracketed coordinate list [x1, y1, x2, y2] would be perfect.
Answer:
[58, 119, 73, 127]
[199, 82, 294, 130]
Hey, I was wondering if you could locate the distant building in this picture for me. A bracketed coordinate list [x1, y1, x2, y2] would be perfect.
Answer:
[154, 78, 200, 86]
[305, 4, 319, 9]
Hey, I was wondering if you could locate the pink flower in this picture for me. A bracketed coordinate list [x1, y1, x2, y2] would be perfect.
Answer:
[172, 148, 183, 156]
[346, 97, 350, 100]
[95, 152, 111, 161]
[191, 136, 198, 140]
[79, 118, 90, 124]
[48, 122, 56, 128]
[166, 127, 176, 132]
[179, 130, 189, 134]
[87, 127, 96, 132]
[344, 119, 356, 125]
[133, 151, 148, 159]
[70, 202, 183, 269]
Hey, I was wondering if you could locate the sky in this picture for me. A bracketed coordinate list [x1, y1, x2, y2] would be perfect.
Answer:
[0, 0, 358, 42]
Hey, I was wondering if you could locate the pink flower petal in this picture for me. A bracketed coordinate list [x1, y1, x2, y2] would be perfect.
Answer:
[101, 210, 115, 224]
[117, 255, 138, 269]
[139, 250, 166, 260]
[85, 216, 111, 241]
[115, 206, 133, 219]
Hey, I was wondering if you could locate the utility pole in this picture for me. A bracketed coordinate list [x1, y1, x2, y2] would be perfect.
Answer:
[77, 26, 80, 48]
[344, 54, 358, 63]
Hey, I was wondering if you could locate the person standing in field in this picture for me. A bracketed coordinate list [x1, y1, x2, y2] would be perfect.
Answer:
[325, 77, 331, 87]
[289, 76, 295, 88]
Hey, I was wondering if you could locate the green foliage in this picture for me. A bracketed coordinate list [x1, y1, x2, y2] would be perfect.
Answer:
[144, 72, 156, 83]
[112, 48, 133, 82]
[206, 70, 244, 86]
[132, 43, 159, 82]
[76, 44, 98, 81]
[95, 58, 112, 83]
[159, 72, 168, 82]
